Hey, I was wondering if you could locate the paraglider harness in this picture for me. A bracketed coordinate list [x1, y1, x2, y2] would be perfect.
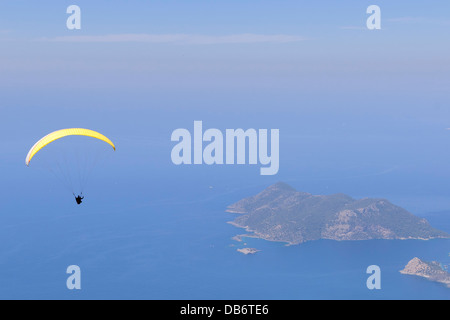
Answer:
[74, 193, 84, 205]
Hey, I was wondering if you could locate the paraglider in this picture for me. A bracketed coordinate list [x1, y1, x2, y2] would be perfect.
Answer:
[26, 128, 115, 166]
[26, 128, 116, 204]
[74, 194, 84, 205]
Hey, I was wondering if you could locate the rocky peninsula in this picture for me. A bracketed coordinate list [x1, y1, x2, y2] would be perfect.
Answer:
[227, 182, 450, 245]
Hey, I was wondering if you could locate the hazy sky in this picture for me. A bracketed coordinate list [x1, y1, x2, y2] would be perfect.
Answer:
[0, 0, 449, 95]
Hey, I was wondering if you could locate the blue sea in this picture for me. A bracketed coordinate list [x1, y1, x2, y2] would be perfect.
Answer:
[0, 164, 449, 300]
[1, 97, 450, 300]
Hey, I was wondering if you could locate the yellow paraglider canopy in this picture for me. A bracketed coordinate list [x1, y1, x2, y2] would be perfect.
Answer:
[25, 128, 116, 166]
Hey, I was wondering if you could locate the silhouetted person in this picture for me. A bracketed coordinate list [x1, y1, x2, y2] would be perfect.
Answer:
[75, 195, 84, 205]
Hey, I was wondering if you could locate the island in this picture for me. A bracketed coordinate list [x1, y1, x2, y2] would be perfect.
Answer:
[226, 182, 450, 245]
[237, 248, 260, 255]
[400, 257, 450, 288]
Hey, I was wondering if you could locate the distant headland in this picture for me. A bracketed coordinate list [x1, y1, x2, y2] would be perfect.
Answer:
[400, 257, 450, 288]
